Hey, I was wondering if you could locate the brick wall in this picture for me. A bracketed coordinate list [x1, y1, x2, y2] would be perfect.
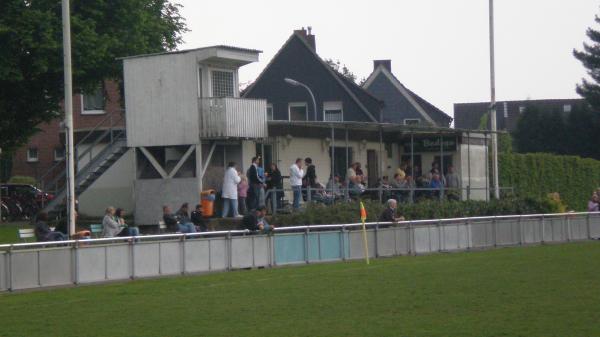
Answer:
[10, 80, 124, 182]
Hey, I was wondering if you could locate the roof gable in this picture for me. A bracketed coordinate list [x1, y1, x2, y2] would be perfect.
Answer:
[363, 65, 452, 127]
[244, 33, 381, 122]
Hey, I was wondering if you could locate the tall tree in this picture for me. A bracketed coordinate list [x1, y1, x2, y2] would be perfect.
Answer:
[574, 13, 600, 111]
[0, 0, 187, 152]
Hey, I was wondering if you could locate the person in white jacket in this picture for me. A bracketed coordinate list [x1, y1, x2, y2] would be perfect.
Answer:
[289, 158, 305, 210]
[222, 162, 242, 218]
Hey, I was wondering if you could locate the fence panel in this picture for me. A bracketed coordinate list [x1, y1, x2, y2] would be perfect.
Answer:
[470, 220, 493, 248]
[376, 228, 396, 257]
[209, 238, 228, 271]
[395, 227, 411, 254]
[522, 218, 542, 243]
[133, 243, 160, 278]
[274, 234, 306, 265]
[77, 246, 106, 284]
[106, 245, 131, 280]
[253, 235, 271, 267]
[159, 241, 182, 275]
[184, 240, 210, 273]
[231, 237, 254, 269]
[0, 252, 6, 291]
[39, 248, 72, 287]
[318, 232, 344, 261]
[547, 217, 565, 242]
[589, 214, 600, 238]
[441, 223, 469, 251]
[570, 216, 588, 240]
[348, 230, 376, 259]
[10, 251, 39, 290]
[495, 219, 518, 246]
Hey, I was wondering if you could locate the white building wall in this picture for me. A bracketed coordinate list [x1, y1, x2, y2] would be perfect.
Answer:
[124, 52, 201, 147]
[78, 149, 135, 217]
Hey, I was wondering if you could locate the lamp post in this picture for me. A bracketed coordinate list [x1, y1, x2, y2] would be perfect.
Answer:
[489, 0, 499, 199]
[62, 0, 76, 236]
[284, 78, 317, 121]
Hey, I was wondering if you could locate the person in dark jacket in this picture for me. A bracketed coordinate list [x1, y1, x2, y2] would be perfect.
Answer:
[378, 199, 405, 224]
[191, 204, 207, 232]
[265, 163, 283, 209]
[246, 157, 263, 211]
[175, 203, 196, 233]
[162, 206, 179, 232]
[241, 206, 274, 232]
[34, 211, 67, 242]
[302, 158, 317, 201]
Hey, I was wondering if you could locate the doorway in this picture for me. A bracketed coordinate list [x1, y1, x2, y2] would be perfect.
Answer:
[366, 149, 379, 187]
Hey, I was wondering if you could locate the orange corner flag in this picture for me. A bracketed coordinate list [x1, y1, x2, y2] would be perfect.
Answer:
[360, 201, 367, 222]
[359, 201, 370, 264]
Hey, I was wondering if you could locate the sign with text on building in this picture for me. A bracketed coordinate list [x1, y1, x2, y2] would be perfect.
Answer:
[403, 137, 457, 153]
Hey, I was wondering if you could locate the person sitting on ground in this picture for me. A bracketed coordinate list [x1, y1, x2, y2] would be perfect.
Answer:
[242, 206, 275, 233]
[378, 199, 405, 223]
[191, 204, 207, 232]
[34, 211, 67, 242]
[588, 194, 599, 212]
[163, 206, 179, 232]
[102, 206, 123, 238]
[176, 203, 196, 233]
[116, 208, 139, 236]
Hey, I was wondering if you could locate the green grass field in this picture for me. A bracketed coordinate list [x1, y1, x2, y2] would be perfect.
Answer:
[0, 222, 30, 244]
[1, 242, 599, 337]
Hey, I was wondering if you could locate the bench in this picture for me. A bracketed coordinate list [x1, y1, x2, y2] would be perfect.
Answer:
[18, 228, 35, 242]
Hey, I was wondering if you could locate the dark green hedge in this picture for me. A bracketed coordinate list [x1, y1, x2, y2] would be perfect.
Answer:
[271, 198, 559, 227]
[499, 152, 600, 211]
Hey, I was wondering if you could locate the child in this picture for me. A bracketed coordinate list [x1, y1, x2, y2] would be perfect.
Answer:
[238, 176, 249, 215]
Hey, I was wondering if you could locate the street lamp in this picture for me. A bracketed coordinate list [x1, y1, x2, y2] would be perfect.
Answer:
[488, 0, 499, 199]
[284, 78, 317, 121]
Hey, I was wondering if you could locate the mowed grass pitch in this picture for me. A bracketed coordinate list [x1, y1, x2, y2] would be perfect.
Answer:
[1, 242, 600, 337]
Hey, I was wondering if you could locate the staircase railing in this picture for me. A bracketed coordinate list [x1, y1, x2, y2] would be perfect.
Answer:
[38, 113, 126, 198]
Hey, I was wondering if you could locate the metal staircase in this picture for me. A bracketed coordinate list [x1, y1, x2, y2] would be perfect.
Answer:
[39, 114, 128, 214]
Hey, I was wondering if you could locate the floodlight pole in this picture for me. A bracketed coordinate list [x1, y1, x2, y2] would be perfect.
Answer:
[489, 0, 500, 199]
[62, 0, 76, 236]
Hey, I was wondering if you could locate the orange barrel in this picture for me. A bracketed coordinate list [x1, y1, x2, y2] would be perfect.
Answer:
[200, 189, 216, 217]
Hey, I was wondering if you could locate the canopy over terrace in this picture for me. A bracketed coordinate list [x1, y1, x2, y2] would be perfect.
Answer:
[268, 120, 493, 201]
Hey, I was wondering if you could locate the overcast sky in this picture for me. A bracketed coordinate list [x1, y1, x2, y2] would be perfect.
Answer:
[177, 0, 598, 118]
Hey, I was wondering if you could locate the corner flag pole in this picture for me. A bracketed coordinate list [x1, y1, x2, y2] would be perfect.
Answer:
[360, 201, 370, 265]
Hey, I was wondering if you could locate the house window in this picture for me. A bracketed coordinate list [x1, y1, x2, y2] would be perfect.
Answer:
[27, 148, 39, 162]
[404, 119, 420, 125]
[563, 104, 572, 113]
[519, 106, 526, 114]
[54, 147, 65, 161]
[82, 85, 105, 114]
[211, 70, 234, 97]
[323, 101, 343, 122]
[289, 103, 308, 121]
[266, 104, 274, 121]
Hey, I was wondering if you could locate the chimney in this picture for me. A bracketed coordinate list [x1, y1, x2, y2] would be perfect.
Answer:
[373, 60, 391, 72]
[294, 26, 316, 52]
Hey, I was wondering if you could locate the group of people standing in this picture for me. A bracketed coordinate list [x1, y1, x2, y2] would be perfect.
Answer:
[222, 157, 284, 217]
